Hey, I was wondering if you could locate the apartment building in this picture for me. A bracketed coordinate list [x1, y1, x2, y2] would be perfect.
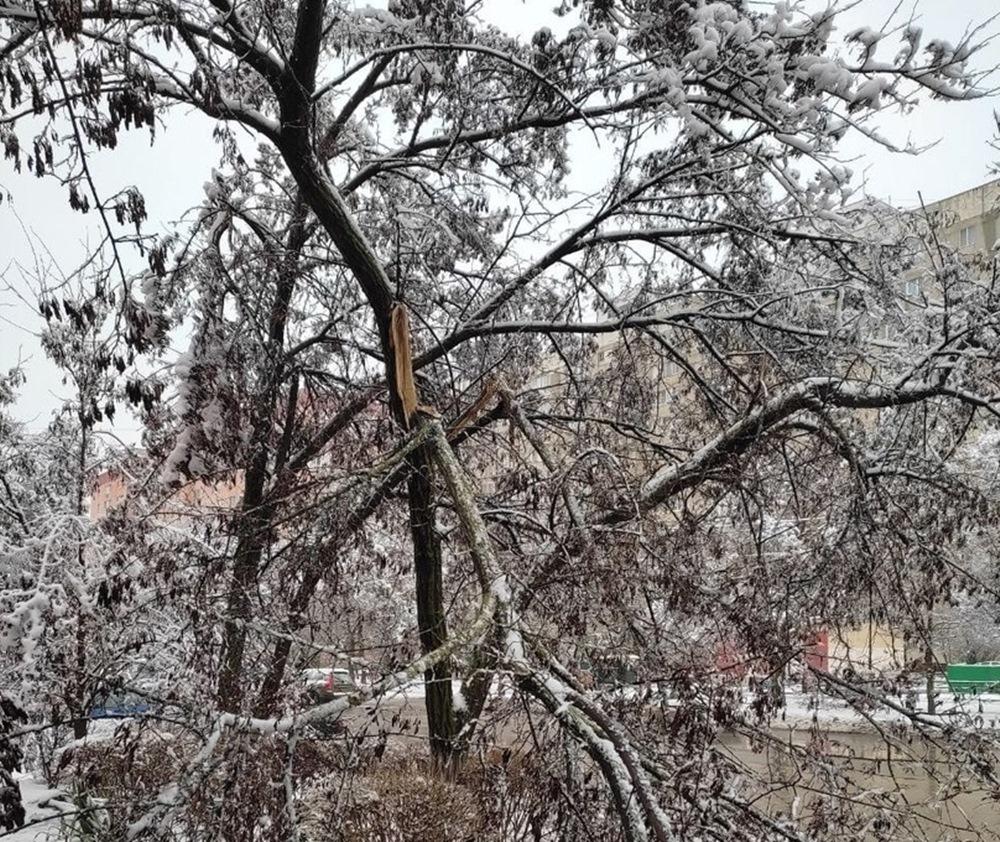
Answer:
[881, 177, 1000, 316]
[86, 389, 384, 522]
[920, 177, 1000, 256]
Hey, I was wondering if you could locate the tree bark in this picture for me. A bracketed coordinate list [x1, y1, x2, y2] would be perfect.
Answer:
[925, 616, 936, 715]
[217, 422, 272, 711]
[408, 450, 456, 762]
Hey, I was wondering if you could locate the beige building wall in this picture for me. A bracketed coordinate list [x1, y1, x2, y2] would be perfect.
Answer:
[88, 470, 128, 520]
[921, 178, 1000, 255]
[88, 469, 243, 523]
[827, 623, 909, 674]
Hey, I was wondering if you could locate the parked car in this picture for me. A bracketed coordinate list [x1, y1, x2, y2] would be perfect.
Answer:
[300, 668, 357, 737]
[302, 668, 357, 703]
[89, 691, 152, 719]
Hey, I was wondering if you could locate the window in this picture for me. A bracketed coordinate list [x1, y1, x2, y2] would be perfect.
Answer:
[903, 279, 920, 297]
[960, 225, 976, 247]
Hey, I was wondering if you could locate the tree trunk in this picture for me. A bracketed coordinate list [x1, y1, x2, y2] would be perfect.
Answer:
[214, 204, 306, 712]
[408, 447, 457, 763]
[71, 621, 88, 740]
[73, 422, 88, 740]
[925, 620, 936, 715]
[217, 442, 270, 711]
[278, 130, 459, 759]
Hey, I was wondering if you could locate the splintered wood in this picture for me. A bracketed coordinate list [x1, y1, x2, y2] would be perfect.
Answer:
[389, 303, 419, 425]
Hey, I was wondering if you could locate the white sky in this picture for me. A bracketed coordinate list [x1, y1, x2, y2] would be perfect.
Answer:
[1, 0, 998, 436]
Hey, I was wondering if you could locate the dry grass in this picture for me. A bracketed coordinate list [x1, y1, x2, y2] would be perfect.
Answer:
[51, 730, 620, 841]
[300, 748, 621, 842]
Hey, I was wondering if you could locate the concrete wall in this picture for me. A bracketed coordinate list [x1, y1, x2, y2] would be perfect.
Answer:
[921, 178, 1000, 255]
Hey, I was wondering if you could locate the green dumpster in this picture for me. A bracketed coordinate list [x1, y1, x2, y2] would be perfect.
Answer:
[946, 663, 1000, 695]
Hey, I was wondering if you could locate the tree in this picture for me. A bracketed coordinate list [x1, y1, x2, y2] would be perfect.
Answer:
[0, 366, 112, 828]
[3, 0, 1000, 838]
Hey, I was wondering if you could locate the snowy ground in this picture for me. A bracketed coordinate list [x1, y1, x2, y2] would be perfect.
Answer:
[5, 776, 72, 842]
[378, 677, 1000, 734]
[777, 688, 1000, 732]
[6, 720, 133, 841]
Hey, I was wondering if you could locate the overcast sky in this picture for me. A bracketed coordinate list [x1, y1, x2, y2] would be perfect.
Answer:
[2, 0, 998, 438]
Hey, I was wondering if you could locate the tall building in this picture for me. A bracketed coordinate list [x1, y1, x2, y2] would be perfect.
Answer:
[919, 177, 1000, 256]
